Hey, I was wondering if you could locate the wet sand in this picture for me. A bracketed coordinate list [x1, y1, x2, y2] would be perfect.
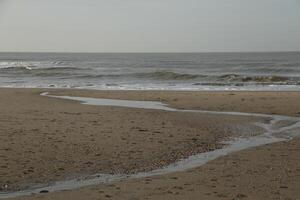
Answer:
[0, 89, 300, 199]
[13, 139, 300, 200]
[49, 90, 300, 117]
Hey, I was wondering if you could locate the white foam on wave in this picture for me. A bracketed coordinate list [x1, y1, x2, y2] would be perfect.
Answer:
[0, 62, 34, 70]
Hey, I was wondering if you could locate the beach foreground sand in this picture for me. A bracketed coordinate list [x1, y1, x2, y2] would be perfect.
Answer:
[0, 89, 299, 200]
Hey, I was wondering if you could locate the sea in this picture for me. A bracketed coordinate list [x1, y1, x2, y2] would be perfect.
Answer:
[0, 52, 300, 91]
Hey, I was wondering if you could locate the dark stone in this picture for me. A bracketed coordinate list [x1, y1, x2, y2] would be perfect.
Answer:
[39, 190, 49, 193]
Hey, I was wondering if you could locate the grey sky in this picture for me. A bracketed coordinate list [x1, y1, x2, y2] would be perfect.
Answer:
[0, 0, 300, 52]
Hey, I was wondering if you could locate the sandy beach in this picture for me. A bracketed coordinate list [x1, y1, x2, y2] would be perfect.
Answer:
[1, 0, 300, 199]
[0, 88, 300, 200]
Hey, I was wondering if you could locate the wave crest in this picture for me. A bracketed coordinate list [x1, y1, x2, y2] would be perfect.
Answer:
[136, 71, 204, 80]
[218, 74, 290, 83]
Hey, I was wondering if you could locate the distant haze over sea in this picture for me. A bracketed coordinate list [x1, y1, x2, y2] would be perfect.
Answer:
[0, 52, 300, 91]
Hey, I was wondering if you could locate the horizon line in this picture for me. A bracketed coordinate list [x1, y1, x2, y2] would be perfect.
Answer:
[0, 50, 300, 54]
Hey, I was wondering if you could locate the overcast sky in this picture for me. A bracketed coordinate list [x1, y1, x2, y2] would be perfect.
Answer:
[0, 0, 299, 52]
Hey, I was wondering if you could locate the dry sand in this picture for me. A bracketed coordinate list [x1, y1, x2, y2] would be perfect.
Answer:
[0, 88, 299, 200]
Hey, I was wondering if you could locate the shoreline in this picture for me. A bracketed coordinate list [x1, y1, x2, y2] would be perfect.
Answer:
[0, 88, 299, 199]
[2, 86, 300, 92]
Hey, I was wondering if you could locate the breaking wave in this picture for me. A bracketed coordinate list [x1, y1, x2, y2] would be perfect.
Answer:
[0, 61, 87, 72]
[218, 74, 292, 83]
[0, 62, 36, 70]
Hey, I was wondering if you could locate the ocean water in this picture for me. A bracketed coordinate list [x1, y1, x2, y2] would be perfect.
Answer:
[0, 52, 300, 91]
